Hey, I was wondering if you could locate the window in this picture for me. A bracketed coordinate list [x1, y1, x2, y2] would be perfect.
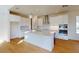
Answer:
[76, 16, 79, 34]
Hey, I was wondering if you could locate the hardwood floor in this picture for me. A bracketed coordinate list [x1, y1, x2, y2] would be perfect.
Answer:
[0, 38, 79, 53]
[53, 39, 79, 53]
[0, 38, 50, 53]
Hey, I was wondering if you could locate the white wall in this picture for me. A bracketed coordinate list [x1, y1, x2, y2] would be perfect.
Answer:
[68, 11, 79, 40]
[10, 14, 21, 22]
[0, 6, 13, 42]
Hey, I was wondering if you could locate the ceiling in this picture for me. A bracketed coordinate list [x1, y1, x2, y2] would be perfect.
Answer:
[10, 5, 79, 16]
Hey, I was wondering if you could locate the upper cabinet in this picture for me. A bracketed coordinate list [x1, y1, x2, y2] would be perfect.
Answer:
[9, 14, 21, 22]
[49, 14, 68, 26]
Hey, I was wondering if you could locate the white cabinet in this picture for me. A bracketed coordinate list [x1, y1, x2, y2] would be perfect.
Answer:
[24, 31, 54, 51]
[49, 14, 68, 40]
[49, 15, 68, 26]
[55, 34, 68, 40]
